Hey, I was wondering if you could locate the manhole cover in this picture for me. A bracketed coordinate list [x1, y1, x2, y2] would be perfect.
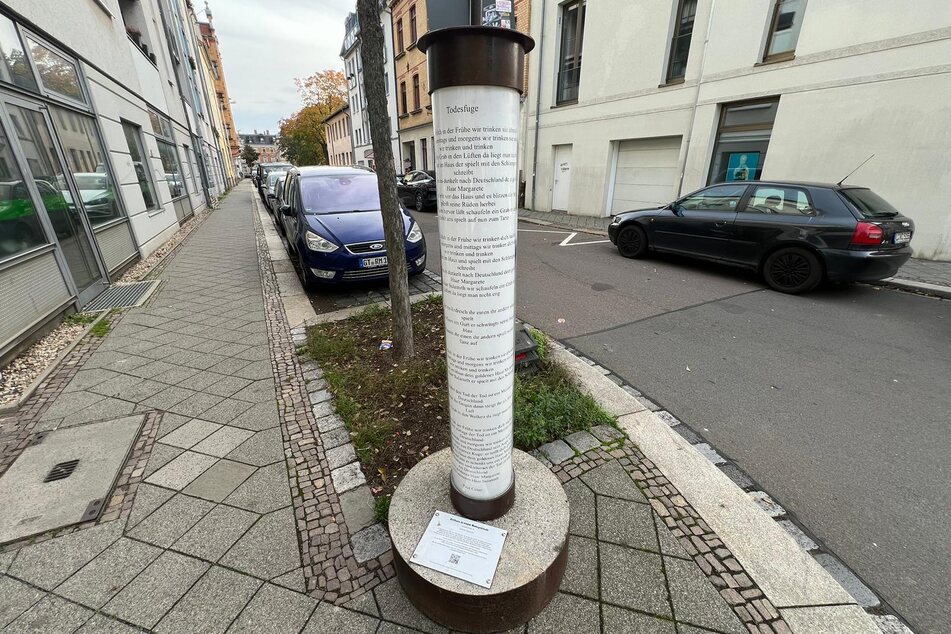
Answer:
[44, 459, 79, 482]
[84, 280, 160, 312]
[0, 414, 146, 545]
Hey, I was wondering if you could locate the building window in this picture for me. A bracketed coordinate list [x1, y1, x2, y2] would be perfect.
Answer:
[0, 120, 46, 260]
[157, 142, 186, 199]
[409, 5, 418, 44]
[0, 15, 39, 93]
[764, 0, 805, 61]
[400, 81, 407, 114]
[396, 18, 404, 52]
[666, 0, 697, 83]
[557, 0, 585, 105]
[421, 137, 428, 170]
[412, 74, 420, 111]
[25, 36, 86, 105]
[121, 121, 158, 209]
[51, 106, 124, 226]
[708, 98, 779, 185]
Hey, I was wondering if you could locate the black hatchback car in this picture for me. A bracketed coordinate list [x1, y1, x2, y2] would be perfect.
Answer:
[397, 170, 437, 211]
[608, 182, 914, 294]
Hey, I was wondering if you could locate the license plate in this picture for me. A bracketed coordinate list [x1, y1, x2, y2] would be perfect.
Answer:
[360, 256, 387, 268]
[894, 231, 911, 244]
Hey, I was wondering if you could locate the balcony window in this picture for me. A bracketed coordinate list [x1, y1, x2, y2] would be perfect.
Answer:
[0, 15, 38, 92]
[764, 0, 805, 61]
[25, 36, 86, 105]
[665, 0, 697, 83]
[557, 0, 585, 105]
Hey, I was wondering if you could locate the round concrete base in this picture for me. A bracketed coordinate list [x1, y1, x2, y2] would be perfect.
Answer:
[389, 448, 569, 633]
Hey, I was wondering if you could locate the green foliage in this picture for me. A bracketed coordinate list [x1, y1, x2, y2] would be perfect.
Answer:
[90, 318, 111, 338]
[513, 360, 614, 450]
[65, 312, 96, 326]
[374, 495, 391, 524]
[240, 142, 259, 168]
[528, 327, 549, 360]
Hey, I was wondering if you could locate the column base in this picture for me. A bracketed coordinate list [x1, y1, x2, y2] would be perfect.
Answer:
[450, 472, 515, 521]
[389, 448, 569, 633]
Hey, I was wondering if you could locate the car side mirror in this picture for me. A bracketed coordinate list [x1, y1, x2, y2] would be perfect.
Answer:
[280, 204, 293, 216]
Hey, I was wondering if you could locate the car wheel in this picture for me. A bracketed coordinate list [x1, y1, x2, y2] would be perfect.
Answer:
[763, 247, 822, 294]
[296, 258, 320, 292]
[415, 190, 426, 211]
[616, 225, 648, 258]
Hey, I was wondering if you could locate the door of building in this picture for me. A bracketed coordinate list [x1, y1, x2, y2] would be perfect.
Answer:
[552, 144, 572, 211]
[0, 95, 107, 306]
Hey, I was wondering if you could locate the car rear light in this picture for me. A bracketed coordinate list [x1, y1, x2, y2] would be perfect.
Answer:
[851, 221, 884, 246]
[515, 352, 527, 362]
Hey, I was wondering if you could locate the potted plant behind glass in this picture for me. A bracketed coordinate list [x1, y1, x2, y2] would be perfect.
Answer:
[126, 25, 142, 45]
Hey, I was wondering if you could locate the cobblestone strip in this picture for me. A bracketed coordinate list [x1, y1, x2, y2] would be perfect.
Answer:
[0, 313, 125, 477]
[548, 442, 791, 634]
[0, 409, 162, 553]
[251, 200, 395, 605]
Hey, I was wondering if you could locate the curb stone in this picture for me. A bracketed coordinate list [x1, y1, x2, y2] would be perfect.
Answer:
[553, 343, 908, 634]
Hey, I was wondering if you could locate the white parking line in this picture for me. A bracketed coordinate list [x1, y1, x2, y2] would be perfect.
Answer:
[558, 232, 611, 247]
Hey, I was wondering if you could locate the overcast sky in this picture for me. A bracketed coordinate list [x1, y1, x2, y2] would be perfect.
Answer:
[205, 0, 351, 135]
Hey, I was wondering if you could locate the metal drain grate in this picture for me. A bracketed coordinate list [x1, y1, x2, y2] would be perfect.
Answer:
[44, 459, 79, 483]
[84, 280, 160, 312]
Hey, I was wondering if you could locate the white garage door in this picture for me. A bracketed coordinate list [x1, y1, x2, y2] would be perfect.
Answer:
[609, 136, 682, 214]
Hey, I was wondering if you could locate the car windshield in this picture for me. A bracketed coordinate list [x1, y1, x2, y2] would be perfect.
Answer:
[841, 188, 899, 218]
[74, 174, 108, 190]
[267, 171, 286, 188]
[301, 174, 381, 214]
[263, 164, 292, 175]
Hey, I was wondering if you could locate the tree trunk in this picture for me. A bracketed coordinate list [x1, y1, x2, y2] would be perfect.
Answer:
[356, 0, 415, 360]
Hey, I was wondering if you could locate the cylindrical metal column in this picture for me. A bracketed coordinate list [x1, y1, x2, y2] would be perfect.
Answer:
[418, 27, 534, 521]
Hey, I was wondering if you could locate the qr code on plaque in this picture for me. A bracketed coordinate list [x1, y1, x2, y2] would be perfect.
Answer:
[448, 553, 460, 565]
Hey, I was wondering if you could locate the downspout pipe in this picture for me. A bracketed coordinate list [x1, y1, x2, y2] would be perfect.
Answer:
[676, 0, 716, 196]
[529, 0, 547, 210]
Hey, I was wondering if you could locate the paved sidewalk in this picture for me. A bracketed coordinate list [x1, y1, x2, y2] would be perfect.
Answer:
[519, 208, 610, 234]
[891, 257, 951, 287]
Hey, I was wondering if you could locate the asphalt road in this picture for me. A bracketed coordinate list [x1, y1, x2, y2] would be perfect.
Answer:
[414, 210, 951, 634]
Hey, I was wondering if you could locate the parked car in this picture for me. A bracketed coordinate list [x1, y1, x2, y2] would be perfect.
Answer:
[397, 170, 437, 211]
[608, 181, 914, 294]
[263, 170, 287, 214]
[255, 162, 292, 200]
[277, 166, 426, 289]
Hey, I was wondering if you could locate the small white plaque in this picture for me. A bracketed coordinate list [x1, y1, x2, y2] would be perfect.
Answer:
[410, 511, 508, 589]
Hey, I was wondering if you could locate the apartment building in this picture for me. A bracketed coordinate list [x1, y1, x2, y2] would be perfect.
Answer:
[340, 5, 401, 170]
[239, 130, 283, 164]
[198, 8, 240, 183]
[0, 0, 237, 362]
[522, 0, 951, 260]
[324, 104, 353, 167]
[391, 0, 433, 173]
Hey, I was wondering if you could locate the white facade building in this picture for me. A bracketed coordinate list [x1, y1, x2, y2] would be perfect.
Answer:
[341, 6, 401, 170]
[523, 0, 951, 261]
[0, 0, 232, 361]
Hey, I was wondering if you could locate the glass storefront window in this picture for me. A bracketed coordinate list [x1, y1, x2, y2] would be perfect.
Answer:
[708, 98, 779, 185]
[0, 15, 38, 93]
[51, 106, 122, 226]
[25, 36, 86, 104]
[157, 141, 186, 199]
[121, 121, 158, 210]
[0, 119, 46, 259]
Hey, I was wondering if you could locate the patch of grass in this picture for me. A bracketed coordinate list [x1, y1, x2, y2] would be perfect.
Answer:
[374, 495, 391, 524]
[528, 327, 549, 360]
[513, 360, 614, 449]
[64, 312, 96, 326]
[90, 317, 111, 338]
[304, 295, 615, 497]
